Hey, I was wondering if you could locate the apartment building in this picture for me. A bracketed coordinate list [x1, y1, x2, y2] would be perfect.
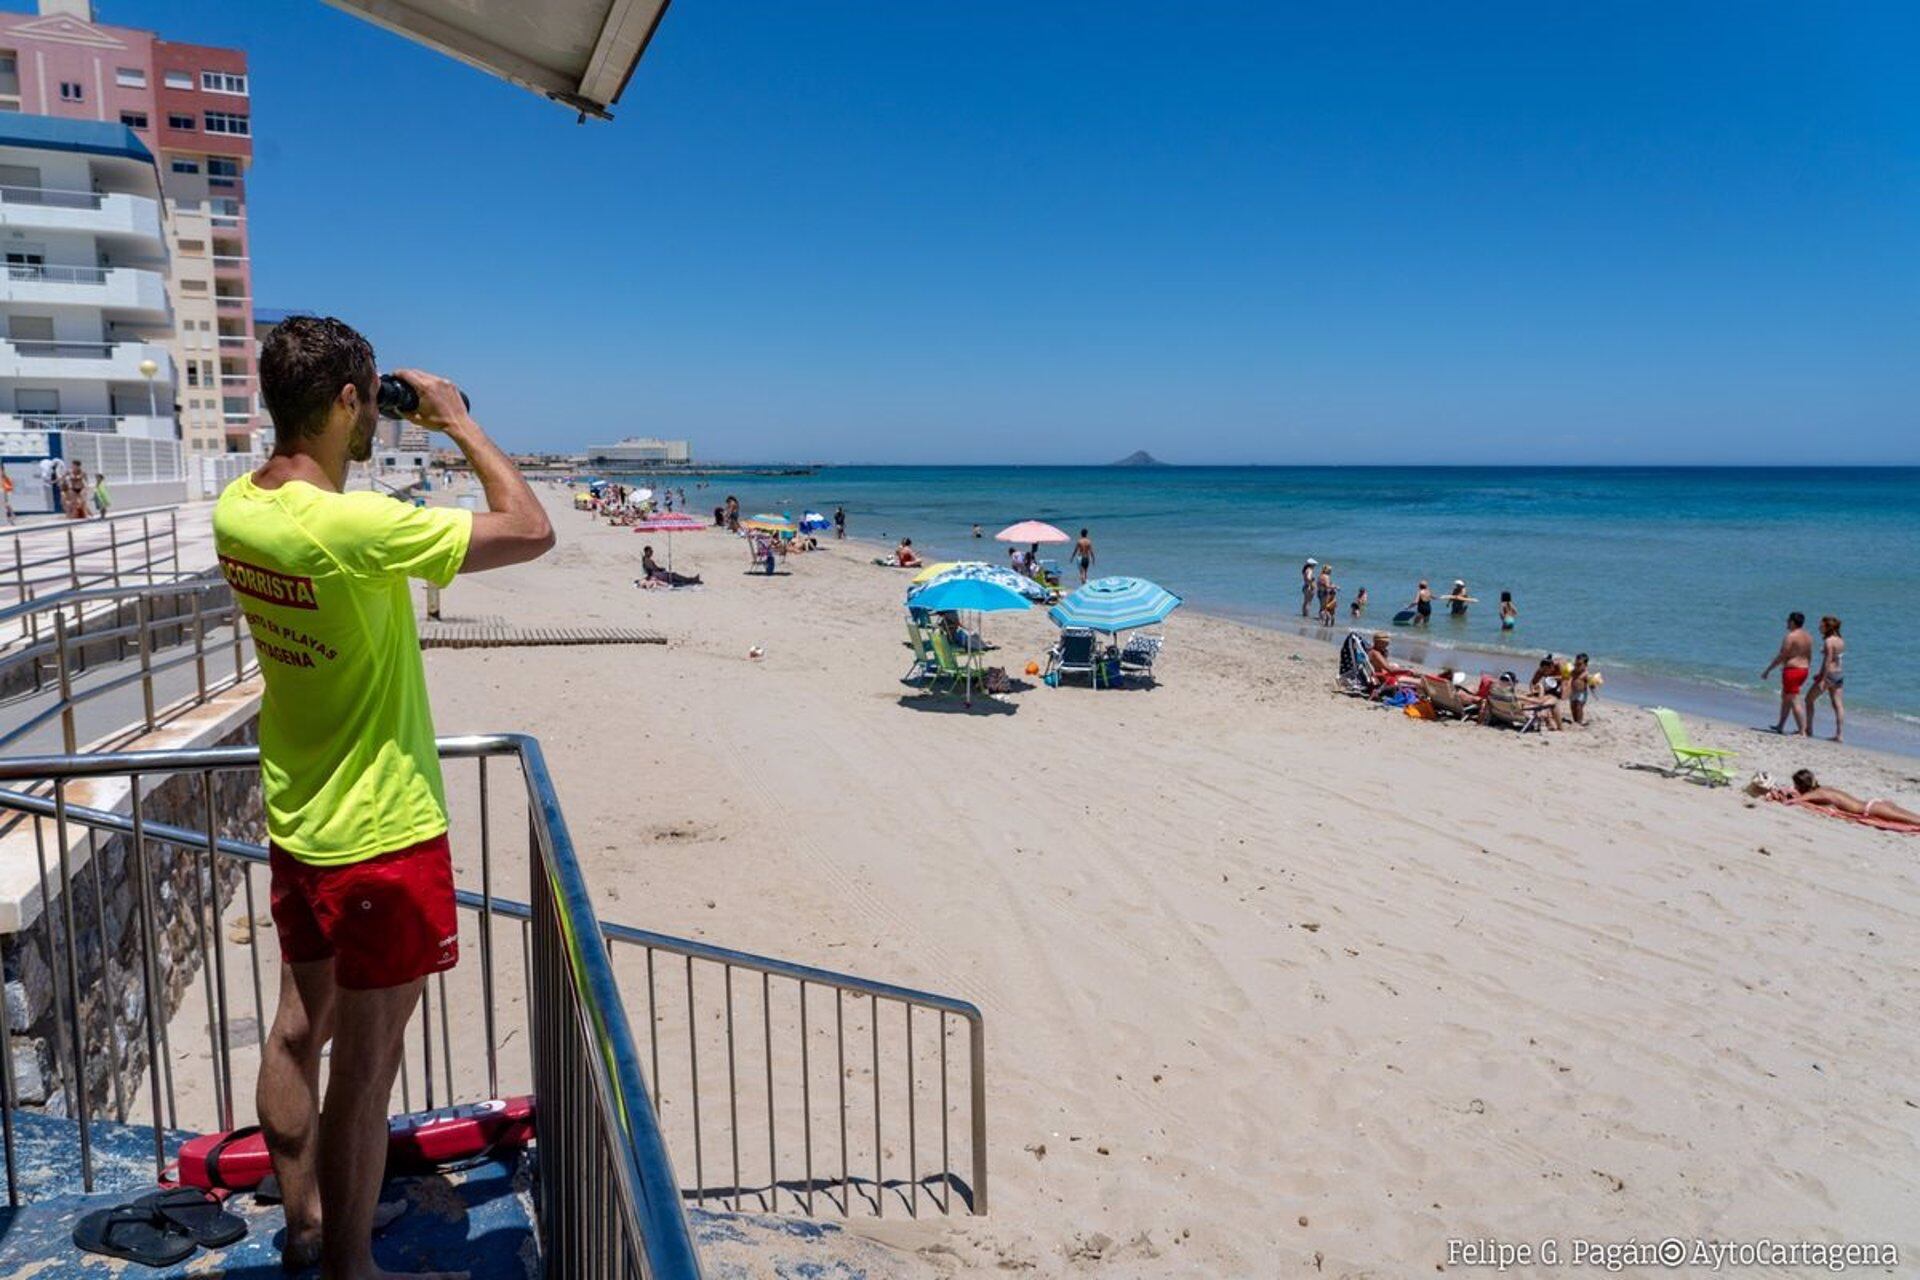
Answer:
[0, 0, 257, 457]
[0, 113, 171, 446]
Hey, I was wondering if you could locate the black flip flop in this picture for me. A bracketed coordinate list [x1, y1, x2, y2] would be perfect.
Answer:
[72, 1202, 198, 1266]
[137, 1186, 248, 1249]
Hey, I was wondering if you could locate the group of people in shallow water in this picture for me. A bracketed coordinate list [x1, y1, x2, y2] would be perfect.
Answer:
[1301, 561, 1518, 633]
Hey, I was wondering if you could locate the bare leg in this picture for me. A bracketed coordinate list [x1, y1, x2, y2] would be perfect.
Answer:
[1802, 682, 1821, 737]
[257, 959, 337, 1271]
[318, 978, 467, 1280]
[1830, 686, 1844, 742]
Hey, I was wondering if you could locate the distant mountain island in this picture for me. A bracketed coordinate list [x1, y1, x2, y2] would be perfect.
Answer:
[1110, 450, 1167, 467]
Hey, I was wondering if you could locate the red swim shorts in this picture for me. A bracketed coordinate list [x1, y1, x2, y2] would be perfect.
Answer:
[1782, 667, 1809, 696]
[268, 833, 458, 990]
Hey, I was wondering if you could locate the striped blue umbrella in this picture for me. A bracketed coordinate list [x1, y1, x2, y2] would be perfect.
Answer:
[1048, 576, 1182, 633]
[912, 561, 1052, 602]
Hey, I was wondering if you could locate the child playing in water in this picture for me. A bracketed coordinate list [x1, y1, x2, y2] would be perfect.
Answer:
[1350, 587, 1368, 618]
[1499, 591, 1517, 631]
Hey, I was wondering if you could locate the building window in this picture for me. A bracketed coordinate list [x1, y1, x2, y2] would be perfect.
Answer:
[116, 67, 146, 88]
[186, 364, 199, 387]
[177, 238, 205, 255]
[163, 69, 192, 89]
[168, 113, 195, 130]
[58, 81, 82, 101]
[207, 158, 239, 178]
[119, 110, 148, 130]
[170, 159, 200, 174]
[203, 112, 250, 137]
[0, 53, 17, 98]
[200, 71, 247, 95]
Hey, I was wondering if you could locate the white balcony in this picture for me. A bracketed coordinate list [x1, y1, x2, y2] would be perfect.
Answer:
[0, 187, 164, 246]
[0, 340, 173, 385]
[0, 412, 174, 439]
[0, 265, 168, 319]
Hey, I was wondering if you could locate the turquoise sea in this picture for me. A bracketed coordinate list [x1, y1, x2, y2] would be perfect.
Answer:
[614, 467, 1920, 755]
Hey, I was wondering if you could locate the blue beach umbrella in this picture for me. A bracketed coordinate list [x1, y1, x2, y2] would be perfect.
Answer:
[1048, 576, 1183, 633]
[909, 577, 1031, 615]
[800, 510, 832, 532]
[914, 561, 1051, 602]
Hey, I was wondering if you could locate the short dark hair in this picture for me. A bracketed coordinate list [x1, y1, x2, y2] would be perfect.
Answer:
[1788, 611, 1805, 628]
[259, 315, 374, 440]
[1792, 768, 1816, 793]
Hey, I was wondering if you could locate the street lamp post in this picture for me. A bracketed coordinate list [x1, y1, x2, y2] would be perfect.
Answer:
[137, 357, 159, 420]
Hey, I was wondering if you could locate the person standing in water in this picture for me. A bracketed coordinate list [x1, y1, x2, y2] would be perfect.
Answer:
[1073, 528, 1095, 584]
[1762, 611, 1813, 735]
[833, 505, 846, 540]
[1804, 615, 1845, 742]
[1350, 586, 1368, 618]
[1301, 559, 1318, 617]
[1499, 591, 1517, 631]
[1412, 580, 1433, 626]
[1447, 578, 1470, 616]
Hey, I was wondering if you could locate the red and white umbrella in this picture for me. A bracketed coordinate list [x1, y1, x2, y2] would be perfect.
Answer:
[634, 510, 705, 573]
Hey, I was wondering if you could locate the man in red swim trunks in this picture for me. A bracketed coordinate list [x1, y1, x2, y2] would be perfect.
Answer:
[215, 317, 553, 1278]
[1762, 610, 1813, 736]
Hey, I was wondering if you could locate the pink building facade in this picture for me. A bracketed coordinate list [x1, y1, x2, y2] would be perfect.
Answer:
[0, 0, 257, 455]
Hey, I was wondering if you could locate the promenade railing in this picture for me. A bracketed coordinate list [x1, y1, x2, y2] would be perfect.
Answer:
[0, 506, 183, 612]
[0, 578, 253, 753]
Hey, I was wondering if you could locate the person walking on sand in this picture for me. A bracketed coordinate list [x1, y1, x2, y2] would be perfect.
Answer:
[216, 316, 553, 1279]
[833, 505, 846, 540]
[1805, 615, 1845, 742]
[1762, 611, 1813, 735]
[1300, 559, 1318, 617]
[1073, 528, 1096, 584]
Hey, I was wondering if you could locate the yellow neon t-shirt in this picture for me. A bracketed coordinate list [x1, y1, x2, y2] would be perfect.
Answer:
[213, 475, 472, 866]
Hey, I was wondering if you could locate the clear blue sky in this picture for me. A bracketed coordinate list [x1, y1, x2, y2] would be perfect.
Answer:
[87, 2, 1920, 463]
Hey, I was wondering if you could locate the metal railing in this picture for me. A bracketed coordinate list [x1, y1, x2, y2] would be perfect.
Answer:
[609, 925, 988, 1217]
[4, 263, 109, 285]
[0, 507, 182, 613]
[0, 578, 253, 752]
[0, 736, 706, 1279]
[0, 183, 107, 210]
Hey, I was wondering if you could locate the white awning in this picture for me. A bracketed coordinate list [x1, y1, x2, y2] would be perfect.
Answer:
[321, 0, 672, 119]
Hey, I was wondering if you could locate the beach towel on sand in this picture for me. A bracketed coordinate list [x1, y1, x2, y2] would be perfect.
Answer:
[1767, 792, 1920, 834]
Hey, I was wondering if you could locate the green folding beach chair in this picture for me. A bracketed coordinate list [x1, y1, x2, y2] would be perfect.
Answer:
[1649, 707, 1737, 786]
[903, 621, 936, 685]
[926, 630, 976, 694]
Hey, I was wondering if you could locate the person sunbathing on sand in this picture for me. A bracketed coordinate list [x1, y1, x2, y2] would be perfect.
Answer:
[1784, 769, 1920, 827]
[641, 546, 701, 587]
[1367, 633, 1420, 686]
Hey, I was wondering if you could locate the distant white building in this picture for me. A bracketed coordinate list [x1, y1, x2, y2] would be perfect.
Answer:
[585, 436, 690, 467]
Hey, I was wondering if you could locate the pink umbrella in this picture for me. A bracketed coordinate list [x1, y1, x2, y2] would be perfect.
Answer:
[634, 511, 705, 573]
[995, 520, 1070, 544]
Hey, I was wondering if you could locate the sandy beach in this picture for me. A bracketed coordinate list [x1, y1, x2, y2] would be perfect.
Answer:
[414, 485, 1920, 1275]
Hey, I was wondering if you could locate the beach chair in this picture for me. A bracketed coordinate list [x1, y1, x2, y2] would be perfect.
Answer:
[926, 629, 976, 693]
[903, 621, 936, 685]
[1119, 634, 1163, 684]
[1047, 628, 1103, 687]
[746, 532, 778, 574]
[1649, 707, 1738, 786]
[1480, 681, 1542, 733]
[1422, 674, 1485, 721]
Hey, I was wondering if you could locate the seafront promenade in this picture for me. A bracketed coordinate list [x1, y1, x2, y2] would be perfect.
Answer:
[407, 485, 1920, 1273]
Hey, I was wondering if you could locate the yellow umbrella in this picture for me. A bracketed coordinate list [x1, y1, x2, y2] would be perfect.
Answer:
[910, 561, 963, 585]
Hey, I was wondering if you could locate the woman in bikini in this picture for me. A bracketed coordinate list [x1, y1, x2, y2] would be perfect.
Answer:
[1804, 616, 1845, 742]
[1789, 770, 1920, 827]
